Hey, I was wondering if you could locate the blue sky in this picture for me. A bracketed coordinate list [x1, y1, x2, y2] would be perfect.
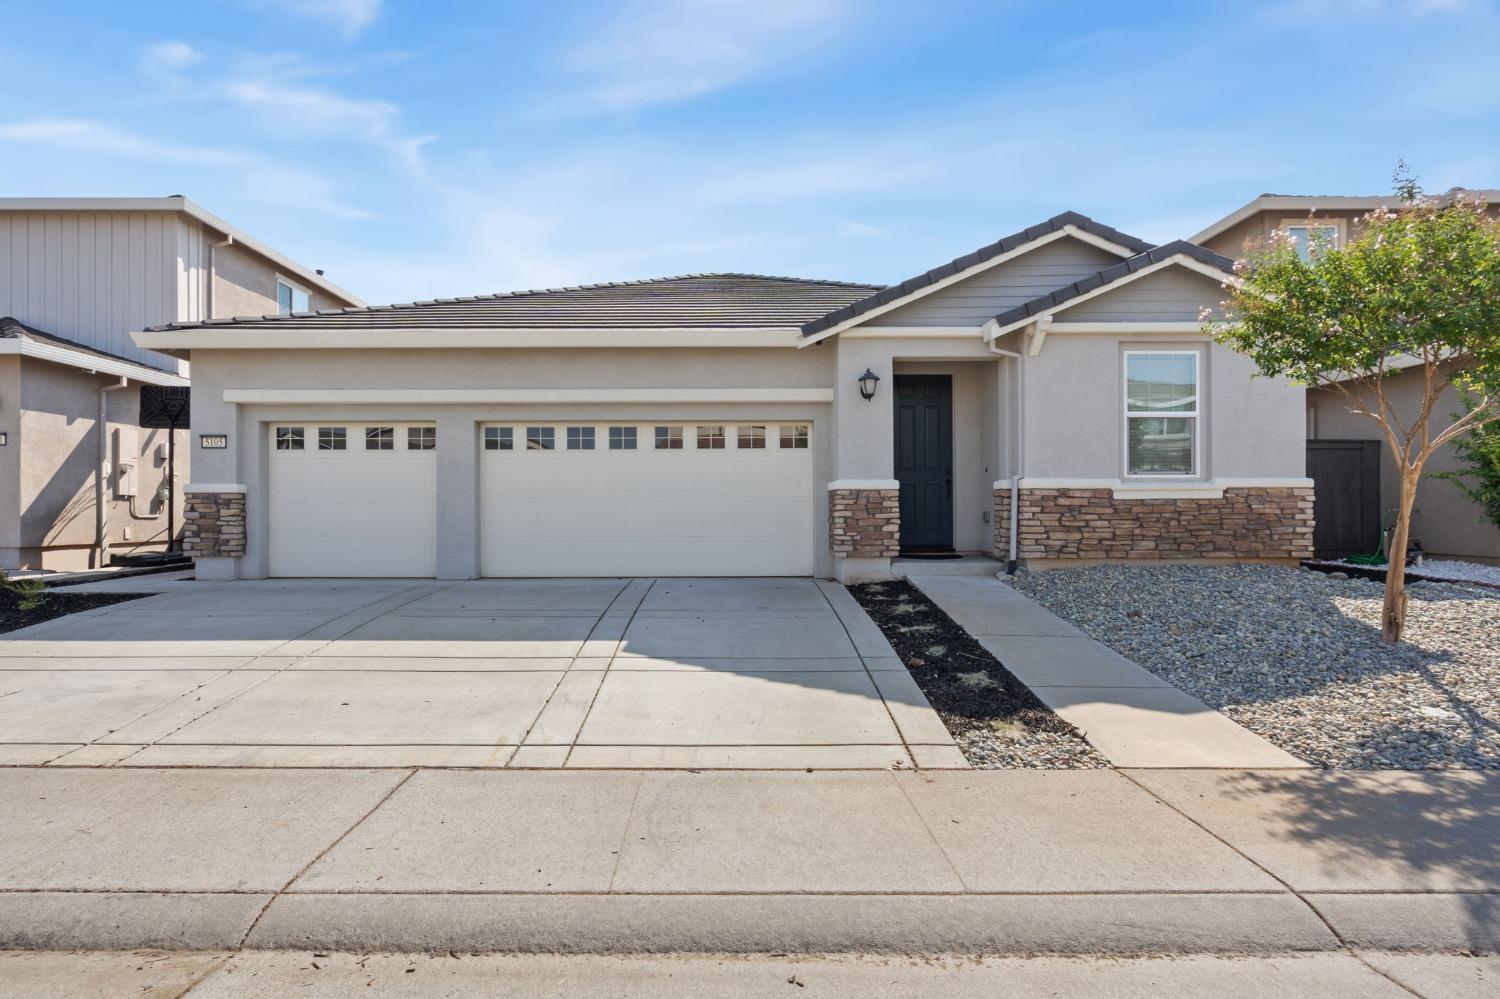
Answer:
[1, 0, 1496, 304]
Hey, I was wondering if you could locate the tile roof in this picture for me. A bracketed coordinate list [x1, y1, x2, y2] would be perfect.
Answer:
[798, 212, 1156, 337]
[1, 316, 156, 368]
[144, 273, 881, 332]
[987, 241, 1234, 330]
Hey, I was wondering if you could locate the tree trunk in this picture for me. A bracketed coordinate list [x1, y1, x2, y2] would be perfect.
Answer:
[1382, 469, 1421, 644]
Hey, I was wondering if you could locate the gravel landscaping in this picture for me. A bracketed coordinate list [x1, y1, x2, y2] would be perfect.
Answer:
[0, 588, 146, 634]
[851, 581, 1106, 769]
[1010, 563, 1500, 770]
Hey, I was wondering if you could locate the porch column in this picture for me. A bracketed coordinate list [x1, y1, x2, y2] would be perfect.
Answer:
[829, 339, 898, 582]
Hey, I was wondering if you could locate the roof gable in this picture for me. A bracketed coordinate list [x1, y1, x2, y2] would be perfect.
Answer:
[985, 241, 1235, 337]
[799, 212, 1154, 339]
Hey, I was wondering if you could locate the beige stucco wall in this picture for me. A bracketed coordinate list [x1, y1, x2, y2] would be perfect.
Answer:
[0, 355, 20, 557]
[1309, 370, 1500, 562]
[4, 358, 186, 570]
[207, 241, 349, 319]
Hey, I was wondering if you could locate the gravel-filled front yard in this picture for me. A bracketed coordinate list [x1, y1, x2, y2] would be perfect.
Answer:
[1011, 564, 1500, 770]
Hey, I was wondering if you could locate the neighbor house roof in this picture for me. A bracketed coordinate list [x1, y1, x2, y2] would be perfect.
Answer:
[0, 196, 364, 307]
[984, 241, 1235, 336]
[143, 273, 880, 332]
[799, 211, 1155, 338]
[1190, 188, 1500, 245]
[1, 316, 188, 386]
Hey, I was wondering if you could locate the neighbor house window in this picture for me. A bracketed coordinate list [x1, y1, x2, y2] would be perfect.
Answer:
[276, 278, 311, 315]
[526, 426, 555, 451]
[317, 426, 347, 450]
[1125, 351, 1198, 476]
[407, 426, 437, 451]
[1280, 220, 1342, 262]
[567, 426, 595, 450]
[275, 426, 304, 451]
[609, 426, 637, 450]
[696, 424, 726, 449]
[779, 424, 810, 449]
[484, 427, 513, 451]
[654, 426, 683, 450]
[365, 426, 394, 450]
[737, 425, 767, 449]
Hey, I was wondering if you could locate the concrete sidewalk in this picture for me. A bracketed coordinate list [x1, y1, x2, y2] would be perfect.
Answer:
[5, 949, 1498, 998]
[1, 767, 1495, 954]
[909, 575, 1306, 768]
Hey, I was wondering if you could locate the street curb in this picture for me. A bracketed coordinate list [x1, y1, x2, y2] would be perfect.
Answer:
[245, 892, 1336, 954]
[0, 892, 268, 950]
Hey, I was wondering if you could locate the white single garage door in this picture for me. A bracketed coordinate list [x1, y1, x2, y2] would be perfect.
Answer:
[479, 421, 814, 577]
[267, 422, 438, 577]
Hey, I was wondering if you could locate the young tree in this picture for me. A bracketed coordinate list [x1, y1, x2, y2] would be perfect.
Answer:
[1208, 171, 1500, 643]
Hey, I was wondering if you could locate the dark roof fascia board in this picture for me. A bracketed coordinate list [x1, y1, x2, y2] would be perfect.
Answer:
[798, 212, 1155, 339]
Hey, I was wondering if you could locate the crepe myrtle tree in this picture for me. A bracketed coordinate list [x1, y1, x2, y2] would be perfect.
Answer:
[1207, 171, 1500, 643]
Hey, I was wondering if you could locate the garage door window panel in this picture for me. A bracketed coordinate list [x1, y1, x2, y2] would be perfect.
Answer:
[318, 427, 347, 451]
[567, 426, 596, 450]
[365, 426, 394, 451]
[609, 426, 637, 450]
[485, 426, 513, 451]
[654, 426, 683, 450]
[780, 424, 810, 449]
[275, 426, 305, 451]
[407, 426, 437, 451]
[527, 427, 555, 451]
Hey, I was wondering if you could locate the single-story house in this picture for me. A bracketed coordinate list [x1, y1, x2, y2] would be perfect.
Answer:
[133, 212, 1313, 582]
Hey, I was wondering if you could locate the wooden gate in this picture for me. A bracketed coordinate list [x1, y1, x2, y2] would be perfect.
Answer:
[1306, 440, 1382, 559]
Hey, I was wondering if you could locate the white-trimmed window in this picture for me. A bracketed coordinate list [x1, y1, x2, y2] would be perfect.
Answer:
[609, 426, 637, 450]
[526, 426, 555, 451]
[407, 426, 437, 451]
[1279, 219, 1344, 262]
[484, 427, 513, 451]
[317, 426, 347, 451]
[654, 426, 683, 450]
[696, 424, 726, 449]
[737, 425, 766, 449]
[276, 277, 311, 315]
[1124, 351, 1198, 477]
[779, 424, 810, 449]
[567, 426, 595, 450]
[275, 426, 304, 451]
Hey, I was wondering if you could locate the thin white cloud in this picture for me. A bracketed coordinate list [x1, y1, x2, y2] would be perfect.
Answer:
[0, 117, 368, 218]
[224, 79, 434, 173]
[139, 40, 202, 84]
[561, 0, 853, 113]
[256, 0, 381, 38]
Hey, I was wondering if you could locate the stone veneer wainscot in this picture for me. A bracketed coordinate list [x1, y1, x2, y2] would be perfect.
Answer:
[993, 486, 1314, 561]
[183, 492, 247, 558]
[829, 488, 900, 559]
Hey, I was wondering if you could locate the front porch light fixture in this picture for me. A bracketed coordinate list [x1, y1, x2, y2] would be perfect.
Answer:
[858, 368, 881, 401]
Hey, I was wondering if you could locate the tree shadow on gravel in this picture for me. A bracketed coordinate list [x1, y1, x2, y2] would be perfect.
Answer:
[1217, 769, 1500, 950]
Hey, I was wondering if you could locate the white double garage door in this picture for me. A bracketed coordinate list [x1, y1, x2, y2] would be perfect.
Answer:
[268, 420, 815, 577]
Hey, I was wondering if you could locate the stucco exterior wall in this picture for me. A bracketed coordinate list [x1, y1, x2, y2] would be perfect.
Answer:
[7, 358, 186, 570]
[1309, 370, 1500, 562]
[0, 356, 20, 556]
[1200, 208, 1369, 260]
[202, 240, 349, 319]
[1022, 334, 1305, 482]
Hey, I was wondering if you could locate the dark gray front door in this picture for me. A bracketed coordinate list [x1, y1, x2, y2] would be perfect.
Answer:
[894, 375, 954, 551]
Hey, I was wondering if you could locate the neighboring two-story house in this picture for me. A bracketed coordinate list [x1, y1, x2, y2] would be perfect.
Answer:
[1194, 190, 1500, 565]
[0, 197, 361, 571]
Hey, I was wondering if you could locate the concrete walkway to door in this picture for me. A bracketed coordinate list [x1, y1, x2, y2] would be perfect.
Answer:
[0, 577, 963, 770]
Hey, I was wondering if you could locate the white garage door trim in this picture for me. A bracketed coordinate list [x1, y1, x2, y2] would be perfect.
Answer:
[480, 421, 815, 577]
[267, 421, 438, 577]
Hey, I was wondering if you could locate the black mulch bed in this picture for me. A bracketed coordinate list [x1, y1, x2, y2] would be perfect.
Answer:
[0, 588, 148, 634]
[851, 580, 1107, 769]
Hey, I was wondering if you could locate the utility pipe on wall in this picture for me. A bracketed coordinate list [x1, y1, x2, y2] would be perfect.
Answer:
[96, 377, 132, 566]
[988, 335, 1024, 573]
[206, 233, 233, 321]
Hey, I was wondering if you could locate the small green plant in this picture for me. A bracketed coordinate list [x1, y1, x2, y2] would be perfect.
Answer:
[1431, 396, 1500, 532]
[0, 567, 48, 612]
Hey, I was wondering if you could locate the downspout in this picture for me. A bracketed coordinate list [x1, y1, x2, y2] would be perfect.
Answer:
[96, 377, 132, 566]
[987, 332, 1024, 574]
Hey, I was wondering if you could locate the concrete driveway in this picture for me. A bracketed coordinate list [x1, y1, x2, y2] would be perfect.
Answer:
[0, 577, 962, 770]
